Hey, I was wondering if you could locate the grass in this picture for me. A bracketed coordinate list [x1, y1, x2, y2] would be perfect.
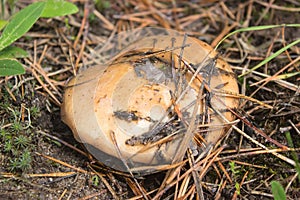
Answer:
[0, 91, 34, 172]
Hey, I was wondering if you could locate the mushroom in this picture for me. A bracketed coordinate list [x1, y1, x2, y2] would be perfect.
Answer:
[61, 31, 239, 174]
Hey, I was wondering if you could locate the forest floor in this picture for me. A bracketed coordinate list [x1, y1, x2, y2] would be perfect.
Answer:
[0, 0, 300, 199]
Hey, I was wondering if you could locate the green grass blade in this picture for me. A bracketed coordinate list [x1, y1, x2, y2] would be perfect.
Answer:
[41, 0, 79, 18]
[239, 38, 300, 77]
[271, 181, 286, 200]
[0, 46, 29, 59]
[285, 131, 300, 182]
[276, 71, 300, 80]
[0, 2, 46, 51]
[0, 19, 8, 31]
[0, 59, 25, 76]
[214, 24, 300, 50]
[213, 24, 300, 78]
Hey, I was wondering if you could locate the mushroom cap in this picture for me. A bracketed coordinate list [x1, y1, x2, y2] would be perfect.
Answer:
[61, 34, 239, 174]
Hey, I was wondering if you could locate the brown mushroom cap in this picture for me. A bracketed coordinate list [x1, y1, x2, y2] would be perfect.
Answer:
[61, 34, 239, 173]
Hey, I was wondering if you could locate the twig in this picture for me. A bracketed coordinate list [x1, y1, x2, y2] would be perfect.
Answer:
[74, 1, 89, 71]
[93, 9, 114, 30]
[37, 130, 88, 157]
[35, 152, 87, 173]
[110, 131, 149, 200]
[288, 120, 300, 136]
[254, 0, 300, 12]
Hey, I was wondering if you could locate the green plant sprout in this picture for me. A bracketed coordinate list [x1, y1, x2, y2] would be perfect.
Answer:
[0, 88, 42, 172]
[14, 134, 30, 149]
[91, 175, 100, 186]
[94, 0, 111, 12]
[18, 149, 32, 170]
[271, 181, 286, 200]
[0, 0, 78, 76]
[4, 139, 13, 152]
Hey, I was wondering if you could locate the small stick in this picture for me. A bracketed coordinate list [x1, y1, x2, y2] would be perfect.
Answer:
[74, 1, 89, 71]
[37, 130, 88, 157]
[288, 120, 300, 136]
[110, 131, 149, 200]
[93, 9, 114, 30]
[35, 152, 87, 173]
[188, 149, 204, 199]
[216, 147, 300, 162]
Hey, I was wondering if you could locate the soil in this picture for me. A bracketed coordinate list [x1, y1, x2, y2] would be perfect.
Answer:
[0, 0, 299, 199]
